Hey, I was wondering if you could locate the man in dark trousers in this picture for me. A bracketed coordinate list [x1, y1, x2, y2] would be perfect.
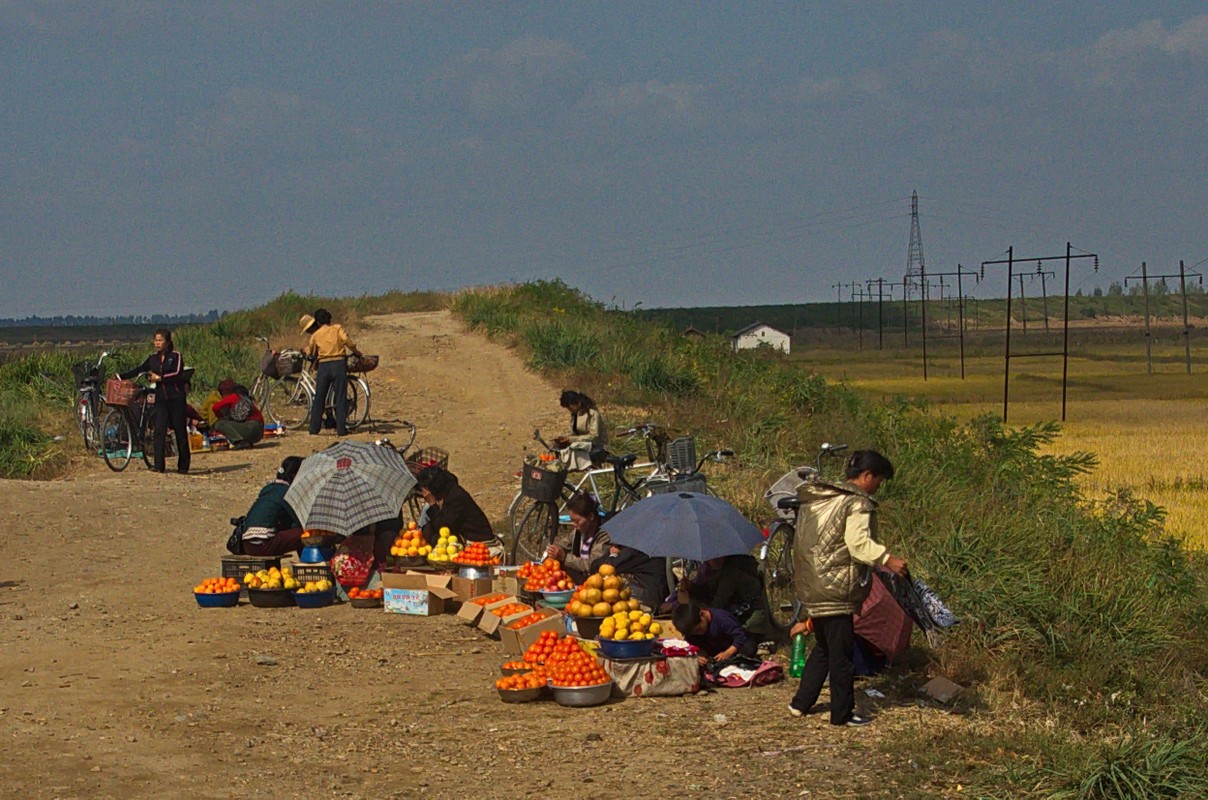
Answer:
[788, 450, 907, 726]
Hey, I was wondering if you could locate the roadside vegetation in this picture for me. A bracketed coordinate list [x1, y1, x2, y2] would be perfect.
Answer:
[4, 280, 1206, 794]
[452, 280, 1208, 798]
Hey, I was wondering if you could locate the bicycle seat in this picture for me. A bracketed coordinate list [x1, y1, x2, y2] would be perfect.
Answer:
[605, 452, 637, 470]
[776, 497, 801, 511]
[589, 447, 610, 467]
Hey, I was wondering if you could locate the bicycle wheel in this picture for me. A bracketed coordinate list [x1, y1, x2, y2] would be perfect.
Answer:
[140, 408, 177, 470]
[762, 521, 798, 631]
[507, 492, 535, 543]
[347, 376, 370, 430]
[510, 501, 557, 565]
[100, 408, 133, 472]
[268, 376, 312, 430]
[78, 395, 97, 450]
[322, 378, 362, 431]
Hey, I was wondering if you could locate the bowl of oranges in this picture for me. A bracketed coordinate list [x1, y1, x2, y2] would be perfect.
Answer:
[193, 577, 241, 607]
[495, 669, 547, 703]
[347, 587, 384, 608]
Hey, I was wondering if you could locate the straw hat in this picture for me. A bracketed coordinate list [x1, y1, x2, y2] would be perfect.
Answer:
[299, 314, 316, 334]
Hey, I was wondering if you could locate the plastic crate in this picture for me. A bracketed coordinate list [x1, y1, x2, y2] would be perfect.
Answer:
[520, 464, 567, 503]
[292, 562, 332, 586]
[221, 555, 282, 582]
[666, 436, 697, 474]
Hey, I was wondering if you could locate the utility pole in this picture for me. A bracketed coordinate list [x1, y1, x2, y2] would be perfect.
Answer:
[1034, 263, 1055, 332]
[1014, 273, 1029, 335]
[905, 190, 926, 295]
[1125, 260, 1202, 374]
[855, 285, 867, 351]
[1124, 262, 1153, 374]
[923, 265, 980, 380]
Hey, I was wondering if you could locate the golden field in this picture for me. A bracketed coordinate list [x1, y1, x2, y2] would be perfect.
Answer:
[802, 331, 1208, 549]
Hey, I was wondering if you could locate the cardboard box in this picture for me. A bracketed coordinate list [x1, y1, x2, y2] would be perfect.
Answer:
[456, 592, 516, 625]
[499, 607, 565, 655]
[381, 571, 458, 616]
[492, 571, 523, 596]
[451, 575, 493, 603]
[478, 600, 534, 636]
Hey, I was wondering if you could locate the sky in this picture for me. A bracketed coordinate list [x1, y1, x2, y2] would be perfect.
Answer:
[2, 2, 1206, 317]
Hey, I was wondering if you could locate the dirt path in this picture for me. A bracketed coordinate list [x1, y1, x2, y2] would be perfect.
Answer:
[0, 311, 962, 799]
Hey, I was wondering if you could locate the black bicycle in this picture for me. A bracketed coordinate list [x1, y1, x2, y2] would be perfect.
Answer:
[72, 350, 109, 451]
[98, 372, 193, 472]
[757, 442, 849, 632]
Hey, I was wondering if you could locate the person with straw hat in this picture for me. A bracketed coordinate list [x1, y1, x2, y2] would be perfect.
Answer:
[299, 308, 361, 436]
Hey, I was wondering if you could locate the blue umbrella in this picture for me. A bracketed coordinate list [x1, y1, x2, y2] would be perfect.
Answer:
[603, 492, 764, 562]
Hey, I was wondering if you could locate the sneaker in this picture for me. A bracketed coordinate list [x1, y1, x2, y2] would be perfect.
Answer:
[788, 704, 805, 718]
[232, 441, 253, 451]
[845, 713, 873, 727]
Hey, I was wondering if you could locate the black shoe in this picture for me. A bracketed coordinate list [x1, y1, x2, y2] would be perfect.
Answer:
[844, 713, 872, 727]
[232, 441, 253, 450]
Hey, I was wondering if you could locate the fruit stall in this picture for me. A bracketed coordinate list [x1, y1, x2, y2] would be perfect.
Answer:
[196, 531, 702, 707]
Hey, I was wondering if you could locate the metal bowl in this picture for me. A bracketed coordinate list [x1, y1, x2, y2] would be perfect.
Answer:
[497, 686, 543, 704]
[349, 596, 383, 609]
[458, 566, 490, 580]
[194, 590, 240, 608]
[550, 680, 614, 707]
[596, 636, 657, 660]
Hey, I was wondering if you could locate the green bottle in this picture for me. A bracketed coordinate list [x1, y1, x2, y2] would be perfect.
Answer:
[789, 633, 808, 678]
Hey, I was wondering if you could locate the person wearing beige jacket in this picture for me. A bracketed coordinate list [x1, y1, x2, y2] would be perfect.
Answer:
[788, 450, 908, 727]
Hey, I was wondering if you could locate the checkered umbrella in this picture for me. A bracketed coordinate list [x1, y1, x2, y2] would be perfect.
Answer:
[284, 441, 416, 537]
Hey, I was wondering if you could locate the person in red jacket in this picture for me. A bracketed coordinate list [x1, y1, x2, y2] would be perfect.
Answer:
[211, 378, 265, 450]
[118, 328, 190, 474]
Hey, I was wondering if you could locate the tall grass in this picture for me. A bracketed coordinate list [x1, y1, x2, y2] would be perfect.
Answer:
[451, 281, 1208, 795]
[0, 290, 444, 478]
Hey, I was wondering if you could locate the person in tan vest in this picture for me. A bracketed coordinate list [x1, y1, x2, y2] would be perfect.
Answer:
[299, 309, 361, 436]
[787, 450, 908, 727]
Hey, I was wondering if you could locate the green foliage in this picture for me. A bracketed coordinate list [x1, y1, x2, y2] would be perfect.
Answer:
[1038, 728, 1208, 799]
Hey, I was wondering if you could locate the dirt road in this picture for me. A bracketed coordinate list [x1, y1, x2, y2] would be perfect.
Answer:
[0, 311, 961, 799]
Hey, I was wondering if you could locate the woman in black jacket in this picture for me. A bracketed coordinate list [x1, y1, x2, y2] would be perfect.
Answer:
[415, 466, 499, 552]
[118, 328, 190, 474]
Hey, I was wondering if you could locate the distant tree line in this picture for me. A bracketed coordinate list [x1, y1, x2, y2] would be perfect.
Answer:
[0, 310, 222, 328]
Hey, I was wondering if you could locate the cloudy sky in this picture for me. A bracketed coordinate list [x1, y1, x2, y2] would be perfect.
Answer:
[2, 2, 1205, 317]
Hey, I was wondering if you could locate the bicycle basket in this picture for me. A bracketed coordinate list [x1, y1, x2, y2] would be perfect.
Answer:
[764, 466, 817, 518]
[520, 464, 567, 503]
[347, 354, 379, 373]
[276, 351, 304, 376]
[72, 361, 99, 387]
[104, 378, 138, 407]
[666, 436, 697, 474]
[406, 447, 449, 476]
[259, 348, 281, 379]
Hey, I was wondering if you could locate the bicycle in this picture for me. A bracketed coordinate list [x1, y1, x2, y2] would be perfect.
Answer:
[98, 373, 195, 472]
[267, 352, 372, 433]
[756, 442, 849, 632]
[371, 422, 449, 524]
[507, 425, 733, 573]
[72, 351, 109, 451]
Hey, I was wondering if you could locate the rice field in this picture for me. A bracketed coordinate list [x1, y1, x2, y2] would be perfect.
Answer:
[801, 334, 1208, 549]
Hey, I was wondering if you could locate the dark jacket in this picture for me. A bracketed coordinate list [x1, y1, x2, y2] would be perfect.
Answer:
[422, 484, 494, 545]
[591, 546, 669, 611]
[244, 481, 301, 532]
[687, 555, 765, 620]
[120, 350, 187, 401]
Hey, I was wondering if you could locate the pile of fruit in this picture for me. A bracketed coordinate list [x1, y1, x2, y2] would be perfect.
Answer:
[469, 592, 511, 607]
[565, 564, 642, 618]
[296, 579, 334, 594]
[427, 527, 463, 565]
[490, 602, 532, 618]
[542, 635, 594, 669]
[520, 558, 574, 592]
[547, 645, 610, 688]
[501, 659, 531, 671]
[495, 668, 548, 692]
[506, 611, 551, 630]
[347, 587, 382, 601]
[521, 630, 562, 665]
[390, 522, 430, 559]
[600, 610, 661, 641]
[451, 541, 501, 567]
[242, 566, 299, 591]
[524, 451, 564, 471]
[194, 577, 240, 594]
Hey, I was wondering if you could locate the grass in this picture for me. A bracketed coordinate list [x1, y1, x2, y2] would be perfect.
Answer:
[451, 281, 1208, 797]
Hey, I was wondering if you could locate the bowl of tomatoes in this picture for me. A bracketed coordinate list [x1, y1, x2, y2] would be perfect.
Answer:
[347, 587, 383, 608]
